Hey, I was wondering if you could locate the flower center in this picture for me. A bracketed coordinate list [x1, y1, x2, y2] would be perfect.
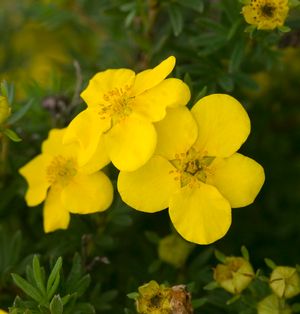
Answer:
[99, 85, 134, 125]
[46, 155, 77, 186]
[170, 148, 215, 187]
[261, 3, 275, 17]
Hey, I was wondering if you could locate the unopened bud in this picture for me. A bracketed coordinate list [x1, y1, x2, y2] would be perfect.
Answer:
[257, 294, 292, 314]
[158, 233, 194, 268]
[0, 96, 11, 124]
[270, 266, 300, 299]
[214, 257, 254, 294]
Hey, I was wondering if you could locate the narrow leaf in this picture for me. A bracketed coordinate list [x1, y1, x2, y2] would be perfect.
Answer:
[3, 128, 22, 142]
[50, 295, 63, 314]
[11, 273, 43, 303]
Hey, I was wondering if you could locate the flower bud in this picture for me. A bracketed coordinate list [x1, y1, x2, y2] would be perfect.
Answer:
[270, 266, 300, 299]
[214, 257, 254, 294]
[136, 281, 194, 314]
[158, 233, 194, 268]
[0, 95, 11, 125]
[136, 280, 172, 314]
[257, 294, 292, 314]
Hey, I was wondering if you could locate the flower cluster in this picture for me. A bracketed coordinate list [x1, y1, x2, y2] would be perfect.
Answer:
[20, 56, 265, 244]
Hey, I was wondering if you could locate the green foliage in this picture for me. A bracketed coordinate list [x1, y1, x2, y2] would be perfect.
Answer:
[10, 255, 94, 314]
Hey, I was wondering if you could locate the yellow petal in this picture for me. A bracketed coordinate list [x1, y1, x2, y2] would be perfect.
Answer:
[154, 107, 198, 160]
[134, 78, 191, 122]
[42, 128, 78, 157]
[169, 183, 231, 245]
[43, 187, 70, 233]
[81, 69, 136, 107]
[191, 94, 250, 157]
[104, 114, 157, 171]
[64, 108, 110, 166]
[19, 154, 52, 206]
[118, 155, 180, 213]
[79, 134, 110, 174]
[208, 153, 265, 208]
[132, 56, 176, 96]
[61, 172, 113, 214]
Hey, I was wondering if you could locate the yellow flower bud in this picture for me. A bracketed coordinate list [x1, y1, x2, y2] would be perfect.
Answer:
[0, 96, 11, 125]
[158, 233, 195, 268]
[257, 294, 292, 314]
[136, 280, 172, 314]
[214, 257, 254, 294]
[270, 266, 300, 299]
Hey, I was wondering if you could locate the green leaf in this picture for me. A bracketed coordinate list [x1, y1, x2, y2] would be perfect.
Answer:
[7, 99, 33, 125]
[32, 255, 46, 296]
[214, 250, 226, 263]
[11, 273, 43, 303]
[203, 281, 219, 290]
[229, 40, 245, 73]
[241, 246, 250, 261]
[2, 128, 22, 142]
[192, 297, 207, 308]
[167, 5, 183, 36]
[46, 257, 62, 298]
[127, 292, 139, 300]
[226, 294, 241, 305]
[194, 86, 207, 102]
[50, 295, 63, 314]
[278, 25, 291, 33]
[144, 231, 160, 244]
[264, 258, 277, 270]
[288, 0, 300, 7]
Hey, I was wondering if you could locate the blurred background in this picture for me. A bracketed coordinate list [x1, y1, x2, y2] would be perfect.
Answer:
[1, 0, 300, 312]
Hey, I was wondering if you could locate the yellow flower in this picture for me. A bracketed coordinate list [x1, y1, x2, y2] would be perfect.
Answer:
[19, 128, 113, 233]
[242, 0, 289, 30]
[0, 96, 11, 125]
[64, 56, 191, 171]
[0, 310, 8, 314]
[214, 257, 255, 294]
[270, 266, 300, 299]
[118, 94, 265, 244]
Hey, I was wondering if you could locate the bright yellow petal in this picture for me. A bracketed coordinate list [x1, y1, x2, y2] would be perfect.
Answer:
[134, 78, 191, 122]
[169, 183, 231, 245]
[154, 107, 198, 160]
[208, 153, 265, 208]
[118, 155, 180, 213]
[104, 114, 157, 171]
[191, 94, 250, 157]
[81, 69, 136, 107]
[19, 154, 52, 206]
[79, 134, 110, 174]
[64, 108, 110, 166]
[61, 172, 113, 214]
[43, 187, 70, 233]
[132, 56, 176, 96]
[42, 128, 78, 157]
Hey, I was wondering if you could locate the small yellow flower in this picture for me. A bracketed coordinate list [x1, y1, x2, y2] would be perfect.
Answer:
[64, 56, 190, 171]
[214, 257, 255, 294]
[118, 94, 265, 244]
[0, 310, 8, 314]
[19, 128, 113, 233]
[270, 266, 300, 299]
[0, 95, 11, 125]
[242, 0, 289, 30]
[257, 294, 292, 314]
